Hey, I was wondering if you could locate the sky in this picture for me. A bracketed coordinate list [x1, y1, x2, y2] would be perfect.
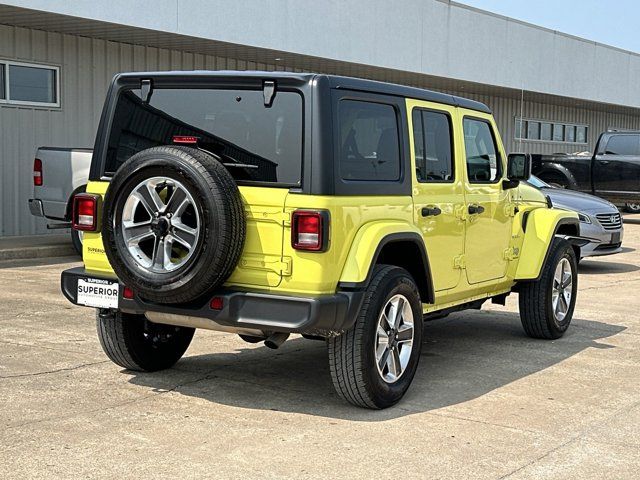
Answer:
[457, 0, 640, 53]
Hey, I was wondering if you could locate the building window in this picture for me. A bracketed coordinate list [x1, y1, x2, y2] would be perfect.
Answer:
[0, 60, 60, 107]
[0, 64, 5, 100]
[515, 117, 588, 144]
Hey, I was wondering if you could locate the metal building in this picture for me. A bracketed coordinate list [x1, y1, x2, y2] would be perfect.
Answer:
[1, 0, 639, 237]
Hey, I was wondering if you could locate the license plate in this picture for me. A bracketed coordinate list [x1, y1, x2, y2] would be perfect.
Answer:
[611, 232, 621, 244]
[77, 278, 119, 309]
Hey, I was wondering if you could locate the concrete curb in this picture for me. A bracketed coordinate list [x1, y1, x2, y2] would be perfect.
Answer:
[0, 234, 78, 261]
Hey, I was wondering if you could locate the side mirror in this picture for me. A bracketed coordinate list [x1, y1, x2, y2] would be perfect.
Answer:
[504, 153, 532, 189]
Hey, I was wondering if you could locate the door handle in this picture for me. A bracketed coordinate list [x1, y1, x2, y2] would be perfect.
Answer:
[421, 206, 442, 217]
[598, 160, 611, 165]
[468, 204, 485, 215]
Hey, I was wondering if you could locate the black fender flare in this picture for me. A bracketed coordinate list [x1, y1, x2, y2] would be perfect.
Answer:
[338, 232, 435, 304]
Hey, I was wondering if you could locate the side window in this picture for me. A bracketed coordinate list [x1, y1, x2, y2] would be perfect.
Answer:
[463, 118, 502, 183]
[605, 135, 640, 156]
[339, 100, 400, 181]
[412, 109, 454, 182]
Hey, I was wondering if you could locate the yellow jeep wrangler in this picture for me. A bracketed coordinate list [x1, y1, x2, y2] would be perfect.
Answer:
[62, 72, 583, 409]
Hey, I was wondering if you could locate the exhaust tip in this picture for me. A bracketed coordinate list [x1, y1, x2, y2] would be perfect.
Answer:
[264, 332, 290, 349]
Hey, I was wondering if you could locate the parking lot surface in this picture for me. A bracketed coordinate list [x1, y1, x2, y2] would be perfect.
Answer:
[1, 222, 639, 479]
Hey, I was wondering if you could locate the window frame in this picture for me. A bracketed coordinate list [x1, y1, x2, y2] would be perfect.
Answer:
[0, 59, 61, 108]
[463, 115, 503, 185]
[514, 117, 588, 145]
[411, 106, 455, 184]
[331, 88, 412, 197]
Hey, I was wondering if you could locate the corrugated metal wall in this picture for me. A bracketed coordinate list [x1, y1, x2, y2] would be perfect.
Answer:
[0, 25, 296, 237]
[1, 24, 640, 237]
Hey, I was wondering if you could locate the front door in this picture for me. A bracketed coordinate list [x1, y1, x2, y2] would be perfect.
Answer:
[461, 116, 512, 285]
[409, 100, 464, 292]
[593, 134, 640, 198]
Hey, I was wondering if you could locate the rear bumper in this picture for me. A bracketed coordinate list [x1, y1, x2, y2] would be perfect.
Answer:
[61, 267, 364, 336]
[28, 199, 45, 217]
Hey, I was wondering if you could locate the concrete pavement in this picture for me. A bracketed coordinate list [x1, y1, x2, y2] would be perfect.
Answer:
[0, 224, 639, 479]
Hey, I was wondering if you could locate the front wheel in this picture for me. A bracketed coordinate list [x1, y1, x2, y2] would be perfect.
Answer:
[625, 202, 640, 214]
[518, 239, 578, 339]
[328, 265, 423, 409]
[96, 310, 194, 371]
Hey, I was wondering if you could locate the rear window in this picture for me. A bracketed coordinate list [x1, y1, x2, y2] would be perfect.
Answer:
[605, 135, 640, 156]
[338, 100, 400, 181]
[105, 88, 303, 185]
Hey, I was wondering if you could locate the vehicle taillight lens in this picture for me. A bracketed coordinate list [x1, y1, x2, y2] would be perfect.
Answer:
[33, 158, 43, 186]
[292, 211, 327, 251]
[72, 193, 100, 231]
[172, 135, 199, 145]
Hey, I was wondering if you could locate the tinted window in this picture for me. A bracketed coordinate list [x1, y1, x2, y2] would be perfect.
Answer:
[105, 88, 303, 185]
[605, 135, 640, 156]
[463, 118, 501, 183]
[412, 109, 453, 182]
[339, 100, 400, 181]
[8, 64, 56, 103]
[0, 64, 5, 100]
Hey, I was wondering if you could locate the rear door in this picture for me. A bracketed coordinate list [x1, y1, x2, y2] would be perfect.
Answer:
[460, 115, 512, 285]
[408, 99, 464, 292]
[593, 134, 640, 198]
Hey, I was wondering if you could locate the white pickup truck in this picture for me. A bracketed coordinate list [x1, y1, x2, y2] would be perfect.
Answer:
[28, 147, 92, 253]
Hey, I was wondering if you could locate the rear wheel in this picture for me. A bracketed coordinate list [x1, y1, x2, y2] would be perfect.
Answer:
[96, 310, 194, 371]
[328, 265, 423, 409]
[518, 239, 577, 339]
[70, 229, 83, 255]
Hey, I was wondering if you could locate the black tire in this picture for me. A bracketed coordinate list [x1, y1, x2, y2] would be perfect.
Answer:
[518, 239, 578, 339]
[539, 172, 570, 189]
[102, 146, 245, 304]
[328, 265, 423, 409]
[70, 229, 83, 256]
[96, 310, 194, 371]
[625, 202, 640, 214]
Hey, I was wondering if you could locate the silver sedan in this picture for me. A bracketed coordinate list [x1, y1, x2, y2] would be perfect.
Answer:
[527, 175, 623, 259]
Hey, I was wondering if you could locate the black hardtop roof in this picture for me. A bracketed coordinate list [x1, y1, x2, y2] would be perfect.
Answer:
[115, 70, 491, 114]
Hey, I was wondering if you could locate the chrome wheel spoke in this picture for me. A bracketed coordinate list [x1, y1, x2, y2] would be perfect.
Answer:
[378, 347, 391, 371]
[165, 187, 188, 215]
[552, 258, 573, 322]
[121, 176, 201, 274]
[374, 294, 415, 383]
[387, 348, 400, 378]
[123, 220, 153, 245]
[172, 221, 198, 249]
[396, 325, 413, 343]
[136, 183, 164, 214]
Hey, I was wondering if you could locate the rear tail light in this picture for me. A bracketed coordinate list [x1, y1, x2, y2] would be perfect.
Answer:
[72, 193, 101, 231]
[33, 158, 43, 186]
[292, 210, 329, 251]
[123, 287, 135, 299]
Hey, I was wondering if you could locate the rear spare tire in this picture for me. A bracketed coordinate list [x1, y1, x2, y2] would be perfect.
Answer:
[102, 146, 245, 304]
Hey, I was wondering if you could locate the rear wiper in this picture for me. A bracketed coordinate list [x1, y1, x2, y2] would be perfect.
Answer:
[222, 162, 258, 169]
[221, 153, 258, 169]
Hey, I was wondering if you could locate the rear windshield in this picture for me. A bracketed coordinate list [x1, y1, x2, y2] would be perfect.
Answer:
[104, 88, 303, 185]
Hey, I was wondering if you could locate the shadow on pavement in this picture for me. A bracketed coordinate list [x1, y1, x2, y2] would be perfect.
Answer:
[578, 259, 639, 274]
[126, 311, 625, 421]
[0, 256, 80, 269]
